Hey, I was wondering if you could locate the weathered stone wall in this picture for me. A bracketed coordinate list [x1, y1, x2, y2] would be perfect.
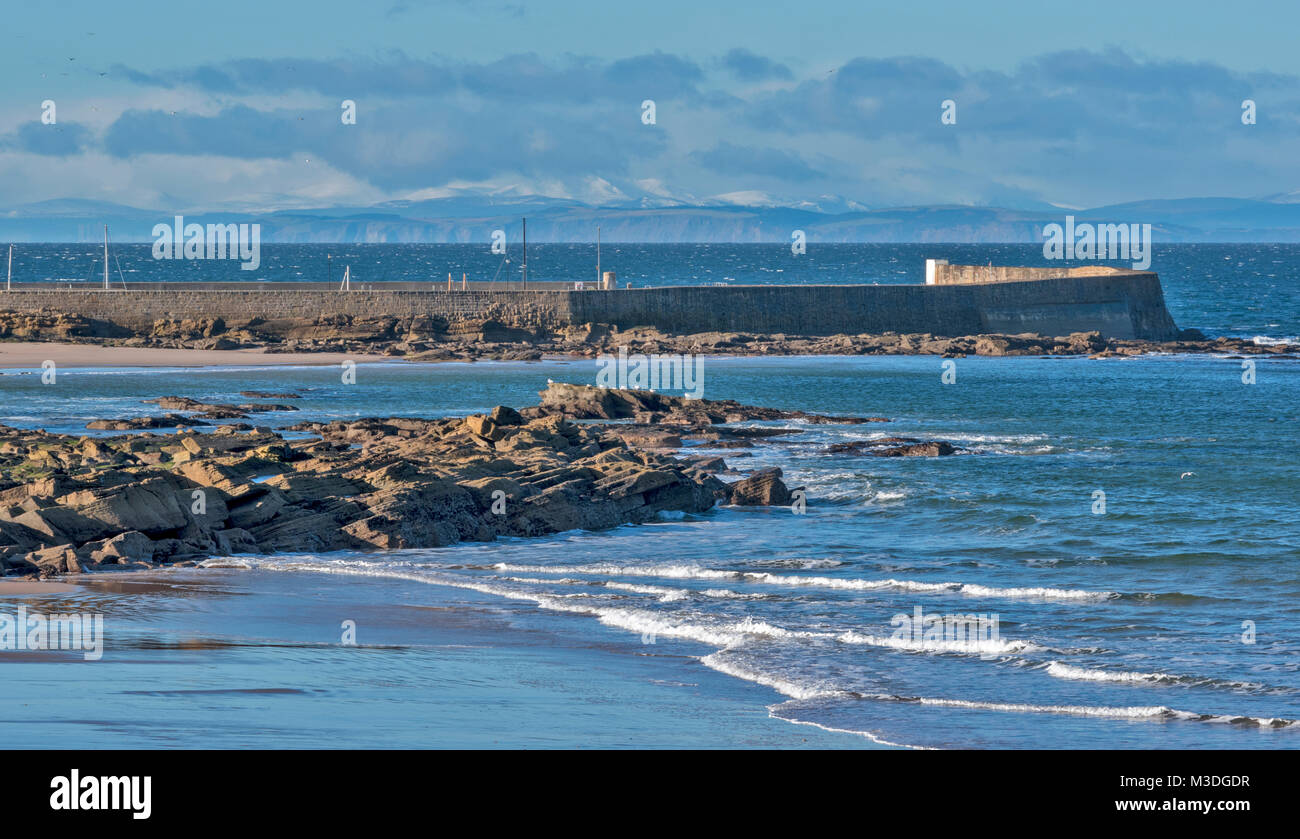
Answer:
[930, 264, 1136, 285]
[0, 272, 1180, 340]
[568, 273, 1177, 339]
[0, 289, 574, 331]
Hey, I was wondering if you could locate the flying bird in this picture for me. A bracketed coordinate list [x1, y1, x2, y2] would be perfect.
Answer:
[1180, 472, 1195, 479]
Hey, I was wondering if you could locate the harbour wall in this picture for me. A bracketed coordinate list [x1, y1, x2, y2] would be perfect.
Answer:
[0, 271, 1180, 340]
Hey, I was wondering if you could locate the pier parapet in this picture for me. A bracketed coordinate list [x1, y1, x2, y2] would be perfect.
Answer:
[0, 266, 1181, 341]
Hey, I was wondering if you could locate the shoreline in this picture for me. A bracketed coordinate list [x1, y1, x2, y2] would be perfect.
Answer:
[0, 342, 395, 369]
[2, 336, 1297, 370]
[0, 566, 884, 749]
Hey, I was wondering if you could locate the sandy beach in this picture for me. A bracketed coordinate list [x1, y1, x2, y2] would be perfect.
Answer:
[0, 580, 79, 594]
[0, 342, 397, 369]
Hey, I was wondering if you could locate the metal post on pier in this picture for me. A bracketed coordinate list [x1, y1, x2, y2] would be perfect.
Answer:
[522, 217, 527, 290]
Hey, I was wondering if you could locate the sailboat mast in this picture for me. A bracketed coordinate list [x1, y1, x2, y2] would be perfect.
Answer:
[521, 217, 527, 289]
[103, 224, 109, 289]
[6, 244, 11, 292]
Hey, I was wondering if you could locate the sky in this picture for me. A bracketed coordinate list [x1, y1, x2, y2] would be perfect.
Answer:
[2, 0, 1297, 213]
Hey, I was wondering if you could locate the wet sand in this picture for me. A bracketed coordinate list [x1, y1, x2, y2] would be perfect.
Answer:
[0, 342, 397, 369]
[0, 580, 80, 594]
[0, 567, 881, 748]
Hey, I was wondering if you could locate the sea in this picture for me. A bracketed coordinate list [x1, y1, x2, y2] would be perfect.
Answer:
[0, 243, 1296, 749]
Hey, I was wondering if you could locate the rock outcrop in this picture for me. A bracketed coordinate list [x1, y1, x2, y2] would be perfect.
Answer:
[0, 384, 975, 577]
[727, 467, 795, 506]
[0, 403, 722, 577]
[5, 306, 1295, 360]
[824, 437, 959, 457]
[535, 382, 889, 425]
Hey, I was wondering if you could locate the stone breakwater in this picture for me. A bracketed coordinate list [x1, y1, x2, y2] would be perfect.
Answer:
[0, 272, 1218, 358]
[0, 384, 908, 578]
[2, 305, 1291, 360]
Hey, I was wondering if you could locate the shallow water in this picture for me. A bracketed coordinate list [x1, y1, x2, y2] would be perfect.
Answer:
[2, 353, 1296, 748]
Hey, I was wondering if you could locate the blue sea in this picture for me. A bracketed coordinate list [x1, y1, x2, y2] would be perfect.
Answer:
[1, 244, 1297, 749]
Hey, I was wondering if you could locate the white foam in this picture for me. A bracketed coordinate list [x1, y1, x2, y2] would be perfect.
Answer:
[839, 630, 1040, 655]
[765, 703, 929, 749]
[913, 696, 1194, 720]
[491, 562, 1115, 601]
[223, 556, 1299, 733]
[198, 558, 256, 570]
[1250, 335, 1298, 347]
[602, 581, 689, 602]
[493, 562, 736, 581]
[698, 651, 840, 701]
[1046, 662, 1174, 683]
[241, 558, 813, 647]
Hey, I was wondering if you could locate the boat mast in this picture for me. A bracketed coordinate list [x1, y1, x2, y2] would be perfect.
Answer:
[103, 224, 110, 289]
[521, 217, 527, 289]
[6, 244, 11, 292]
[596, 226, 601, 286]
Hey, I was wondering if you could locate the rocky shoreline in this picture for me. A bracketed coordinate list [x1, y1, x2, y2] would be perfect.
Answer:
[0, 384, 941, 579]
[2, 308, 1296, 361]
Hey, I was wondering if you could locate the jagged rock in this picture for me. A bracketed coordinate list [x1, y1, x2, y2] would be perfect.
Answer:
[465, 415, 507, 442]
[728, 467, 793, 506]
[538, 382, 888, 425]
[0, 391, 750, 577]
[87, 414, 205, 430]
[824, 438, 958, 457]
[213, 528, 259, 555]
[227, 488, 287, 529]
[57, 478, 189, 536]
[26, 543, 82, 575]
[873, 441, 956, 457]
[489, 405, 523, 426]
[89, 530, 157, 563]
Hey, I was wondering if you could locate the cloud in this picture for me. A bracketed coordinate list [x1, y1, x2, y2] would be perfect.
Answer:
[113, 51, 704, 103]
[100, 100, 667, 192]
[720, 48, 792, 82]
[15, 47, 1300, 210]
[111, 57, 458, 97]
[691, 142, 820, 180]
[1, 121, 94, 157]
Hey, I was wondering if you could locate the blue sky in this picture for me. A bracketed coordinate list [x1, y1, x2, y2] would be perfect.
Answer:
[2, 0, 1297, 212]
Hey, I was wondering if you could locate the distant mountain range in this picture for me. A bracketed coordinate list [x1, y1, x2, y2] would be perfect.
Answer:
[8, 195, 1300, 243]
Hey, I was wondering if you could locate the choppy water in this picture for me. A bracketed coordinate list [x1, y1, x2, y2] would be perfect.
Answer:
[5, 242, 1299, 341]
[2, 351, 1297, 748]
